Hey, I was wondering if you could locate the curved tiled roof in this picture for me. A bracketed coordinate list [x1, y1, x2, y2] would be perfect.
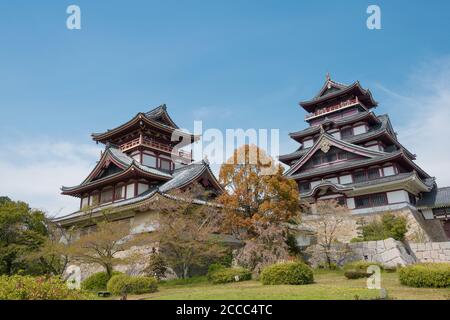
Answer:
[417, 186, 450, 209]
[300, 172, 434, 198]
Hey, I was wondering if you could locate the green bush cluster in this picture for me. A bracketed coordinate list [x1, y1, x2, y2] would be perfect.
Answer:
[81, 271, 122, 292]
[398, 263, 450, 288]
[0, 275, 92, 300]
[207, 267, 252, 284]
[207, 263, 226, 280]
[343, 261, 383, 280]
[260, 262, 314, 285]
[106, 274, 158, 295]
[352, 213, 408, 242]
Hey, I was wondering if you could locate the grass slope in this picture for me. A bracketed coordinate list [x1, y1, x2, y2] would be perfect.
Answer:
[124, 271, 450, 300]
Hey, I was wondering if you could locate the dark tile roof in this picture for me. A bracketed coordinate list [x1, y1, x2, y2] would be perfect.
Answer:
[300, 172, 434, 197]
[417, 187, 450, 209]
[288, 151, 402, 180]
[159, 162, 207, 192]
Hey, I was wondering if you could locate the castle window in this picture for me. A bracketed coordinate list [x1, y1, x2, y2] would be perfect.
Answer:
[126, 183, 135, 199]
[355, 193, 388, 209]
[368, 168, 381, 180]
[340, 127, 354, 138]
[299, 182, 311, 193]
[143, 153, 157, 168]
[353, 171, 367, 183]
[115, 183, 125, 200]
[100, 187, 113, 204]
[160, 159, 172, 171]
[89, 192, 99, 206]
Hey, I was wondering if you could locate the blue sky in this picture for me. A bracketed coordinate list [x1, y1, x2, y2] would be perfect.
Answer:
[0, 1, 449, 215]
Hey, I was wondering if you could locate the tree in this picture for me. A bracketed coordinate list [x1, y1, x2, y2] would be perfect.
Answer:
[149, 185, 226, 279]
[66, 214, 151, 278]
[144, 253, 168, 280]
[25, 219, 76, 278]
[303, 200, 352, 268]
[218, 144, 301, 272]
[354, 213, 408, 242]
[0, 199, 48, 275]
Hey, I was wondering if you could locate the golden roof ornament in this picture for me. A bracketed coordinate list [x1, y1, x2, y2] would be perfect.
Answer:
[320, 139, 331, 153]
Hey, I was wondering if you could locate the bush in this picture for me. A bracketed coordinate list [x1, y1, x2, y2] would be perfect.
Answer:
[144, 254, 168, 280]
[355, 213, 408, 241]
[81, 271, 122, 292]
[260, 262, 314, 285]
[398, 263, 450, 288]
[343, 261, 383, 271]
[207, 263, 226, 280]
[107, 274, 158, 295]
[344, 271, 372, 279]
[208, 267, 252, 284]
[0, 275, 92, 300]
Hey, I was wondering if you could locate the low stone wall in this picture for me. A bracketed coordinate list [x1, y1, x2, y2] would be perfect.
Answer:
[409, 242, 450, 263]
[306, 238, 450, 267]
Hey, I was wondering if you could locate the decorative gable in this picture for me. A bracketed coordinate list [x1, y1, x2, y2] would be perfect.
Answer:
[285, 133, 388, 177]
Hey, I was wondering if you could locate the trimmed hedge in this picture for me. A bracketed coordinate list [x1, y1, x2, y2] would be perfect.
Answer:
[207, 263, 226, 281]
[0, 275, 92, 300]
[81, 271, 122, 292]
[398, 263, 450, 288]
[344, 271, 372, 279]
[208, 267, 252, 284]
[107, 274, 158, 295]
[260, 262, 314, 285]
[343, 261, 383, 280]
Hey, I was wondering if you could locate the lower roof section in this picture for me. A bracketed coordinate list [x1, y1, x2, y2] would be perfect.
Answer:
[417, 186, 450, 210]
[300, 171, 434, 199]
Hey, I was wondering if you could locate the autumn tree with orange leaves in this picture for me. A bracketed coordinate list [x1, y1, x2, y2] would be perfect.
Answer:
[218, 145, 302, 272]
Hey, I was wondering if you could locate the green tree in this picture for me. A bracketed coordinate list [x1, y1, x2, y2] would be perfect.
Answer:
[355, 213, 408, 241]
[0, 199, 48, 275]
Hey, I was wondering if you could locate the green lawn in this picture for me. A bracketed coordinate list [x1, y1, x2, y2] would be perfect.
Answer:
[125, 271, 450, 300]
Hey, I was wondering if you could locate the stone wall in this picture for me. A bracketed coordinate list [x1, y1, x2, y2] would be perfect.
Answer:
[306, 238, 450, 267]
[409, 242, 450, 263]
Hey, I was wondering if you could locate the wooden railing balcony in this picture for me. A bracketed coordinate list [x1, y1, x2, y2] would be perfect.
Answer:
[304, 97, 363, 121]
[120, 137, 192, 160]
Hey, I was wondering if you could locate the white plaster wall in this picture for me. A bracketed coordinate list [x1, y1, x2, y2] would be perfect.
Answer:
[383, 166, 395, 176]
[331, 131, 341, 139]
[310, 180, 321, 189]
[325, 177, 339, 184]
[346, 197, 356, 209]
[421, 208, 435, 220]
[387, 190, 409, 204]
[353, 125, 367, 135]
[303, 139, 314, 148]
[339, 174, 352, 184]
[367, 145, 380, 151]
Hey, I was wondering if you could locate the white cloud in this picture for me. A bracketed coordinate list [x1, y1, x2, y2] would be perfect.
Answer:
[0, 136, 101, 217]
[379, 56, 450, 187]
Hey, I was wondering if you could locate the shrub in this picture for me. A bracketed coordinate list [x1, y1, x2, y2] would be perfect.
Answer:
[107, 274, 158, 295]
[343, 261, 383, 272]
[0, 275, 92, 300]
[398, 263, 450, 288]
[81, 271, 122, 292]
[207, 263, 226, 280]
[344, 271, 372, 279]
[208, 267, 252, 284]
[260, 262, 314, 285]
[355, 213, 408, 241]
[144, 254, 168, 280]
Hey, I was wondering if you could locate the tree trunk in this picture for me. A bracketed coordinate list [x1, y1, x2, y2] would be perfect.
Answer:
[105, 264, 113, 279]
[183, 264, 189, 279]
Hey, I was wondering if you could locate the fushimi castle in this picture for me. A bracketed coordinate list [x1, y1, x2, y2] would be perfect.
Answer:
[279, 74, 450, 242]
[56, 105, 223, 231]
[56, 75, 450, 242]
